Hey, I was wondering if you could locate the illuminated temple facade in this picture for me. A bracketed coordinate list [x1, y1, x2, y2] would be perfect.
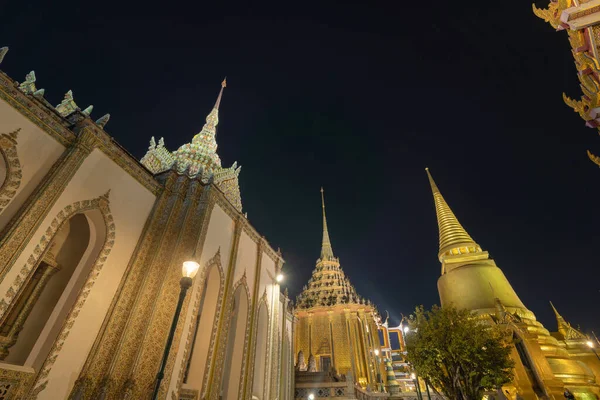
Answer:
[293, 190, 383, 389]
[0, 49, 294, 400]
[425, 169, 600, 400]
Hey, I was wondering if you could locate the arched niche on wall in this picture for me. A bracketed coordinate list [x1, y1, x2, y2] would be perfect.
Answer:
[184, 260, 223, 392]
[252, 301, 269, 400]
[220, 281, 250, 400]
[0, 208, 107, 369]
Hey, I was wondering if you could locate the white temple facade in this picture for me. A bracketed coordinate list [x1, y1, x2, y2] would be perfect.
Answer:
[0, 47, 294, 400]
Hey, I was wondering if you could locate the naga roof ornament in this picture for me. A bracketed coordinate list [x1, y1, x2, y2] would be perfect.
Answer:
[55, 90, 80, 117]
[534, 0, 600, 166]
[18, 71, 37, 94]
[96, 113, 110, 128]
[0, 47, 8, 64]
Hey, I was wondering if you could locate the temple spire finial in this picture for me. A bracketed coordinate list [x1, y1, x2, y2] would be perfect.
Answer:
[425, 168, 481, 262]
[214, 77, 226, 110]
[320, 187, 334, 260]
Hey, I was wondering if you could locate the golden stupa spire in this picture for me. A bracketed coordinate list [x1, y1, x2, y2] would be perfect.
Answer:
[320, 187, 335, 260]
[425, 168, 482, 261]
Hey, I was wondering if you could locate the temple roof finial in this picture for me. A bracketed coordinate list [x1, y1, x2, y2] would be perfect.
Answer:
[320, 187, 334, 260]
[215, 77, 226, 110]
[425, 168, 481, 262]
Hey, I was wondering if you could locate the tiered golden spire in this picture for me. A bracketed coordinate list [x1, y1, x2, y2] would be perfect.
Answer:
[295, 189, 372, 310]
[425, 168, 482, 262]
[320, 187, 335, 261]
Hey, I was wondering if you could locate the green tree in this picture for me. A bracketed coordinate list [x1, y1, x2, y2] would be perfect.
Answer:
[405, 305, 514, 400]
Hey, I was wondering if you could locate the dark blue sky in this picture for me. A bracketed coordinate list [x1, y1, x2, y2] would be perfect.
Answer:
[1, 0, 598, 334]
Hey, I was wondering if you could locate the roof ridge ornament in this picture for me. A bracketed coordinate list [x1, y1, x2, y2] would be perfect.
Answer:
[18, 71, 37, 94]
[0, 47, 8, 64]
[56, 90, 80, 117]
[96, 113, 110, 128]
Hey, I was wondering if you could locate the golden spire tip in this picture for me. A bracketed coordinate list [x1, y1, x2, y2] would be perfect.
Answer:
[221, 77, 227, 88]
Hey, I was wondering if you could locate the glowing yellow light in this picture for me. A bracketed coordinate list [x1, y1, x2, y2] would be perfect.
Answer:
[182, 260, 200, 279]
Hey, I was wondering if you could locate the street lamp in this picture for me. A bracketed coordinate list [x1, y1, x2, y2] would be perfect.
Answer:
[308, 393, 315, 400]
[276, 273, 284, 283]
[151, 256, 200, 400]
[373, 349, 384, 392]
[587, 340, 600, 361]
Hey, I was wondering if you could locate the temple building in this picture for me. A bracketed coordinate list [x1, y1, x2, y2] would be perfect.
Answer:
[293, 189, 383, 390]
[425, 168, 600, 400]
[533, 0, 600, 166]
[0, 48, 294, 400]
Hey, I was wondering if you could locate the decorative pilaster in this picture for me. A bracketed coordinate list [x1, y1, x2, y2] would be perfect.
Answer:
[72, 171, 180, 396]
[241, 238, 264, 400]
[0, 125, 99, 281]
[204, 217, 243, 400]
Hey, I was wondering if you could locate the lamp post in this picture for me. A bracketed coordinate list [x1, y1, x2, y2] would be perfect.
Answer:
[411, 372, 423, 400]
[151, 257, 200, 400]
[374, 349, 384, 392]
[587, 341, 600, 361]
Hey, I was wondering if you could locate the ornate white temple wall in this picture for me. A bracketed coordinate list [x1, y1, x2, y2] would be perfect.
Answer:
[0, 97, 65, 230]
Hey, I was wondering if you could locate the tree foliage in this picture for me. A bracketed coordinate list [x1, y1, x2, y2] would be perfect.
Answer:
[405, 305, 514, 400]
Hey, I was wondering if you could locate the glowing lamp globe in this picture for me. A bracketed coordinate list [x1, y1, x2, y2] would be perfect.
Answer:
[182, 260, 200, 279]
[587, 341, 595, 348]
[410, 373, 416, 380]
[276, 273, 284, 283]
[374, 349, 380, 356]
[308, 394, 315, 400]
[403, 326, 410, 333]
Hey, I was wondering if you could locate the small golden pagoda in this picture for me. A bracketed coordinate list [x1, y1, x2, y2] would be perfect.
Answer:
[426, 169, 600, 400]
[294, 189, 382, 388]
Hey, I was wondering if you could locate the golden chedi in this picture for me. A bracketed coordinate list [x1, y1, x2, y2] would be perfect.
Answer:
[294, 189, 382, 389]
[425, 168, 600, 400]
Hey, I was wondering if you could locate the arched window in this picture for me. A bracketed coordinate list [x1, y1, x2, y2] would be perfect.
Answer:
[252, 302, 269, 400]
[220, 283, 249, 400]
[184, 262, 223, 391]
[0, 209, 107, 369]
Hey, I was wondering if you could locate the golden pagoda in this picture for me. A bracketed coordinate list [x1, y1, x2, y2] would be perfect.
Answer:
[294, 189, 382, 389]
[426, 168, 600, 400]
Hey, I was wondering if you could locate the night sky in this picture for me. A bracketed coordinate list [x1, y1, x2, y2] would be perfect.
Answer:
[1, 0, 598, 335]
